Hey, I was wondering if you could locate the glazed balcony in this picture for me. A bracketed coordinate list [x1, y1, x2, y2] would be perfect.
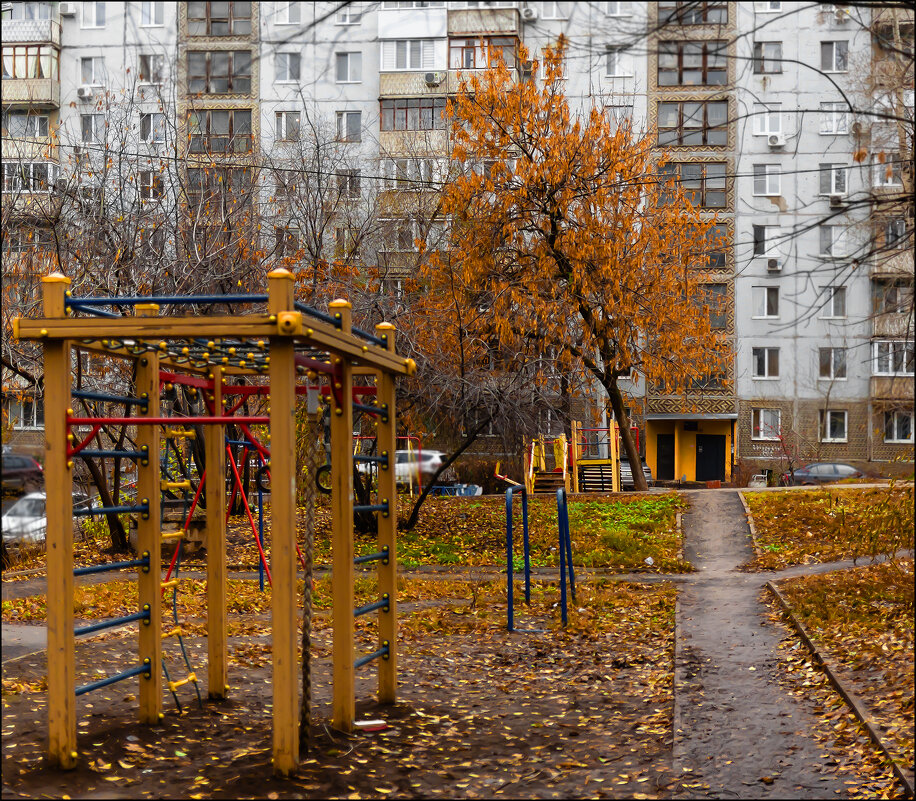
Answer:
[871, 376, 915, 401]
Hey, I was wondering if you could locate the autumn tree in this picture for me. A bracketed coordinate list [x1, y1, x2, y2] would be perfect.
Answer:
[429, 38, 730, 490]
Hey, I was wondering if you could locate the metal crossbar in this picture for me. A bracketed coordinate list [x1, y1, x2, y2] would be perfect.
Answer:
[67, 294, 268, 308]
[74, 607, 150, 637]
[354, 595, 389, 618]
[353, 454, 388, 466]
[71, 389, 148, 407]
[75, 449, 147, 461]
[73, 557, 149, 577]
[293, 300, 340, 327]
[354, 643, 390, 669]
[74, 503, 148, 517]
[353, 402, 387, 418]
[75, 660, 151, 696]
[351, 326, 387, 347]
[353, 503, 389, 515]
[354, 547, 389, 566]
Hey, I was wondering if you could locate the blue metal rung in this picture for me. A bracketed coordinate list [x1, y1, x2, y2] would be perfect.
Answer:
[67, 294, 268, 308]
[351, 326, 387, 347]
[75, 660, 151, 696]
[354, 643, 390, 669]
[76, 449, 147, 462]
[353, 454, 388, 466]
[76, 306, 121, 318]
[354, 503, 389, 515]
[353, 402, 387, 419]
[354, 547, 389, 566]
[293, 301, 340, 328]
[71, 389, 148, 407]
[74, 503, 148, 517]
[354, 595, 390, 618]
[75, 607, 150, 637]
[74, 557, 149, 577]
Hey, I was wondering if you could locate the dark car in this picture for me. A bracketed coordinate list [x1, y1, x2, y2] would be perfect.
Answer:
[2, 452, 43, 494]
[782, 462, 865, 486]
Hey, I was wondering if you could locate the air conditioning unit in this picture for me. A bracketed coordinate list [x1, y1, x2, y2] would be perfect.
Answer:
[59, 2, 77, 15]
[835, 7, 850, 24]
[766, 258, 782, 273]
[424, 72, 444, 86]
[829, 193, 846, 208]
[767, 133, 786, 149]
[76, 85, 93, 100]
[521, 6, 538, 21]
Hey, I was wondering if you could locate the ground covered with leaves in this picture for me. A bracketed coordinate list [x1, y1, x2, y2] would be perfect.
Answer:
[773, 559, 914, 775]
[741, 487, 914, 571]
[2, 576, 678, 799]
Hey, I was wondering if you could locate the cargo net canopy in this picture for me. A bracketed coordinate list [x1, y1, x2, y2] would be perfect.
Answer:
[14, 269, 413, 776]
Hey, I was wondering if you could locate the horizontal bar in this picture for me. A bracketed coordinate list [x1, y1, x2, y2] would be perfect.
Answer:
[351, 326, 387, 347]
[354, 643, 390, 669]
[74, 503, 148, 516]
[158, 371, 213, 390]
[67, 294, 268, 308]
[354, 402, 387, 417]
[293, 300, 340, 328]
[72, 389, 148, 406]
[168, 672, 197, 692]
[73, 557, 149, 577]
[353, 503, 389, 515]
[354, 595, 390, 618]
[67, 416, 269, 426]
[74, 608, 150, 637]
[75, 306, 121, 319]
[75, 661, 151, 696]
[75, 449, 148, 461]
[354, 547, 389, 566]
[353, 454, 388, 466]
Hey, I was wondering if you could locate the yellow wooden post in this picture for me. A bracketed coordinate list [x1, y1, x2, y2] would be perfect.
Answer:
[329, 299, 355, 733]
[134, 304, 162, 724]
[611, 421, 621, 493]
[570, 421, 579, 494]
[268, 269, 299, 774]
[375, 323, 397, 704]
[204, 365, 227, 699]
[43, 274, 76, 769]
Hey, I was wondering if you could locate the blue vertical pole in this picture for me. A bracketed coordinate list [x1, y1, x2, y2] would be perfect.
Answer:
[564, 500, 576, 604]
[505, 487, 514, 632]
[521, 488, 530, 605]
[557, 489, 568, 626]
[257, 452, 265, 593]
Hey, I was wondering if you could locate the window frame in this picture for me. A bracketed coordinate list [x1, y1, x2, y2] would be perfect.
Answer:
[753, 41, 782, 74]
[658, 40, 728, 86]
[336, 110, 362, 142]
[187, 50, 252, 95]
[336, 169, 361, 199]
[873, 340, 915, 377]
[605, 45, 633, 77]
[380, 97, 448, 131]
[80, 113, 105, 144]
[818, 225, 847, 257]
[1, 161, 57, 193]
[275, 52, 301, 83]
[873, 279, 914, 315]
[140, 1, 164, 26]
[660, 161, 727, 208]
[336, 4, 361, 24]
[819, 409, 848, 443]
[872, 153, 903, 187]
[5, 394, 44, 430]
[820, 40, 848, 72]
[751, 346, 780, 379]
[818, 347, 847, 380]
[1, 45, 59, 80]
[819, 101, 848, 135]
[752, 102, 782, 135]
[187, 1, 252, 36]
[138, 169, 164, 201]
[140, 111, 166, 144]
[751, 285, 779, 319]
[884, 410, 914, 443]
[752, 224, 780, 257]
[2, 112, 50, 139]
[80, 56, 106, 86]
[187, 108, 253, 154]
[81, 1, 106, 29]
[274, 110, 300, 142]
[818, 163, 847, 196]
[657, 99, 728, 146]
[751, 408, 781, 441]
[820, 286, 847, 319]
[752, 163, 781, 196]
[276, 1, 301, 25]
[138, 53, 165, 85]
[658, 2, 727, 25]
[542, 1, 571, 20]
[336, 51, 362, 83]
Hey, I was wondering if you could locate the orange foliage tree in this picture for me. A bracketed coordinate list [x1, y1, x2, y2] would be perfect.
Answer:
[428, 38, 731, 490]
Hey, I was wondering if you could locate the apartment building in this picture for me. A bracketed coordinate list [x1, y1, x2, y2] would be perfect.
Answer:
[2, 1, 913, 479]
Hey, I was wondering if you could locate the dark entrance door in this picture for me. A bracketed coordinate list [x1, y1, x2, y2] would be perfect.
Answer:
[656, 434, 675, 481]
[696, 435, 726, 482]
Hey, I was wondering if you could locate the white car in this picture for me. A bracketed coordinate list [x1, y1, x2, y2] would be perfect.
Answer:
[2, 491, 98, 549]
[394, 449, 446, 485]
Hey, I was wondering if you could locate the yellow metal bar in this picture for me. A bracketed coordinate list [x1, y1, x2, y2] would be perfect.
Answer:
[611, 421, 621, 493]
[164, 428, 196, 439]
[163, 627, 183, 639]
[375, 323, 398, 705]
[160, 530, 184, 541]
[168, 673, 197, 692]
[205, 365, 227, 700]
[570, 421, 580, 494]
[135, 304, 162, 725]
[44, 275, 76, 769]
[330, 299, 356, 734]
[160, 579, 179, 590]
[269, 270, 299, 775]
[160, 480, 192, 491]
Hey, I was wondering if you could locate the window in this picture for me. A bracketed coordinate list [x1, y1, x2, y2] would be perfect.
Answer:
[821, 286, 847, 318]
[187, 1, 252, 36]
[138, 54, 165, 84]
[383, 158, 437, 189]
[336, 111, 362, 142]
[884, 410, 913, 443]
[819, 163, 846, 195]
[336, 4, 361, 24]
[819, 347, 847, 379]
[704, 223, 728, 267]
[336, 52, 362, 83]
[658, 2, 726, 24]
[380, 1, 445, 7]
[5, 395, 44, 430]
[1, 45, 59, 80]
[754, 1, 781, 10]
[80, 114, 105, 143]
[542, 1, 571, 19]
[873, 341, 915, 376]
[277, 1, 301, 24]
[753, 164, 780, 195]
[818, 225, 846, 257]
[660, 162, 726, 208]
[187, 109, 252, 153]
[336, 169, 360, 199]
[752, 408, 780, 440]
[82, 1, 105, 28]
[753, 225, 780, 256]
[873, 279, 914, 315]
[187, 50, 252, 94]
[819, 102, 848, 134]
[380, 97, 447, 131]
[703, 283, 727, 329]
[275, 111, 300, 141]
[820, 41, 848, 72]
[658, 41, 727, 86]
[752, 347, 779, 378]
[140, 112, 166, 143]
[753, 42, 782, 74]
[80, 56, 105, 86]
[276, 52, 300, 82]
[275, 227, 300, 257]
[605, 2, 633, 16]
[752, 286, 779, 318]
[752, 103, 782, 135]
[140, 1, 164, 25]
[605, 46, 632, 77]
[139, 170, 163, 200]
[2, 112, 49, 139]
[186, 167, 252, 206]
[1, 3, 53, 19]
[881, 219, 909, 250]
[2, 161, 57, 193]
[383, 39, 437, 71]
[606, 102, 635, 130]
[334, 226, 359, 257]
[820, 410, 847, 442]
[872, 153, 902, 186]
[658, 101, 727, 145]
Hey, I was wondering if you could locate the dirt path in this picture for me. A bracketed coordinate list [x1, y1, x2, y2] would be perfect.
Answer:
[672, 490, 848, 798]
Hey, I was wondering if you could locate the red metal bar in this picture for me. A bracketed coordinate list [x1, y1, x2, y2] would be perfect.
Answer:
[66, 423, 103, 457]
[225, 445, 272, 586]
[66, 416, 269, 426]
[226, 446, 248, 524]
[159, 371, 213, 390]
[294, 354, 334, 375]
[162, 470, 207, 589]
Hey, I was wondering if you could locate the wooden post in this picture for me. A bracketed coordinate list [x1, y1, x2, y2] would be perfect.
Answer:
[570, 421, 579, 494]
[134, 304, 162, 724]
[204, 365, 227, 699]
[43, 273, 76, 769]
[329, 299, 355, 733]
[268, 269, 299, 774]
[375, 323, 397, 704]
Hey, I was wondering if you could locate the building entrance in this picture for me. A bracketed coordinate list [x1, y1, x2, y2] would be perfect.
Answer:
[656, 434, 675, 481]
[695, 434, 726, 482]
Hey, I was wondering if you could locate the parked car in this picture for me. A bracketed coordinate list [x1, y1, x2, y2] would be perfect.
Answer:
[781, 462, 865, 486]
[2, 452, 43, 494]
[2, 491, 97, 550]
[394, 449, 447, 486]
[620, 459, 654, 490]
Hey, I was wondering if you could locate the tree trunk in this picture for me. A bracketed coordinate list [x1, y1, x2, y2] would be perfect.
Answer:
[82, 456, 130, 551]
[605, 378, 648, 492]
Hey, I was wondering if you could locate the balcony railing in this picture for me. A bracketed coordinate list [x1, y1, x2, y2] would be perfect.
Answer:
[1, 78, 60, 108]
[448, 8, 519, 36]
[2, 17, 61, 45]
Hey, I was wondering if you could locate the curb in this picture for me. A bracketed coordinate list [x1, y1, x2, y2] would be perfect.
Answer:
[766, 579, 914, 799]
[736, 491, 761, 558]
[675, 511, 684, 565]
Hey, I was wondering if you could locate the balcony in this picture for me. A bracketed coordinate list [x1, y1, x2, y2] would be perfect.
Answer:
[380, 72, 449, 97]
[871, 376, 915, 401]
[1, 78, 60, 108]
[448, 8, 519, 36]
[873, 312, 912, 338]
[379, 129, 449, 156]
[871, 250, 912, 277]
[2, 17, 61, 45]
